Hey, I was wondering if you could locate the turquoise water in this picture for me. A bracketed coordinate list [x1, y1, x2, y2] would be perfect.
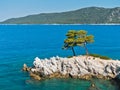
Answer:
[0, 25, 120, 90]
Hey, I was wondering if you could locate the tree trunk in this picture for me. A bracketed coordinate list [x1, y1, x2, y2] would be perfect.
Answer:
[71, 47, 76, 56]
[84, 43, 89, 55]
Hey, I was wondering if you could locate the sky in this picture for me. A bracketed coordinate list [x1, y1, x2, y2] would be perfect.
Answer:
[0, 0, 120, 21]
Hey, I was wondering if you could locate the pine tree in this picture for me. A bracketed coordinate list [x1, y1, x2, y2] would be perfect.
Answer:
[76, 30, 94, 55]
[63, 30, 94, 56]
[63, 30, 77, 56]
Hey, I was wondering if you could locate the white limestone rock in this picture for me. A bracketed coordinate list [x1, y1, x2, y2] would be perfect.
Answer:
[30, 56, 120, 79]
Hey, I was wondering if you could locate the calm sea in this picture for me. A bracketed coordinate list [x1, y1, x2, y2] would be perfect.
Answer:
[0, 25, 120, 90]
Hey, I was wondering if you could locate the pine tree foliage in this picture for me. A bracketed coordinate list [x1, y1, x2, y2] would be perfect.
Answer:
[63, 30, 94, 55]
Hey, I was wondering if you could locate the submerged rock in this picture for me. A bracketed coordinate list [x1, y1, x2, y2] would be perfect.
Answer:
[88, 83, 101, 90]
[26, 56, 120, 80]
[30, 72, 41, 80]
[22, 63, 30, 71]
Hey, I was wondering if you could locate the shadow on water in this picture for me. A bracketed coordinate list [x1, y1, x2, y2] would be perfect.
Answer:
[113, 77, 120, 90]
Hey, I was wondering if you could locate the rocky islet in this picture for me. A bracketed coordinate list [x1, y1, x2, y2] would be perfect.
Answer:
[23, 55, 120, 81]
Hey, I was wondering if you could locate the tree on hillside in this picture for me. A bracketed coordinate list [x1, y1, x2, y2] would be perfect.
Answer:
[76, 30, 94, 55]
[62, 30, 77, 56]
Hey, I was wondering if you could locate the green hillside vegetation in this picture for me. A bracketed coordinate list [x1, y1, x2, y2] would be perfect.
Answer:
[0, 7, 120, 24]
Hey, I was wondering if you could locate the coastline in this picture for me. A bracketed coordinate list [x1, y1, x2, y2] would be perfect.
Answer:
[0, 23, 120, 25]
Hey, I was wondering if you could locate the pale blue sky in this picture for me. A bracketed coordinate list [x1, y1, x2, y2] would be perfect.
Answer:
[0, 0, 120, 21]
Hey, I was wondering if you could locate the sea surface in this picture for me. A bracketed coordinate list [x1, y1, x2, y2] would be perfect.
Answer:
[0, 25, 120, 90]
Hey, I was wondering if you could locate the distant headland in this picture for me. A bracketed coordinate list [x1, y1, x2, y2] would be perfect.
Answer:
[1, 7, 120, 24]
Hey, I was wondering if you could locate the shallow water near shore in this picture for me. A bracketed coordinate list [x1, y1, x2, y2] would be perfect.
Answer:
[24, 78, 119, 90]
[0, 25, 120, 90]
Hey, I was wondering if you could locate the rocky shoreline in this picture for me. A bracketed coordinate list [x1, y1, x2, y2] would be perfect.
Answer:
[23, 55, 120, 82]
